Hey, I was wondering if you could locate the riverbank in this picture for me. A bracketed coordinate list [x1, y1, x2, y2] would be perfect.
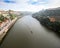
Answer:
[1, 16, 60, 48]
[0, 17, 18, 42]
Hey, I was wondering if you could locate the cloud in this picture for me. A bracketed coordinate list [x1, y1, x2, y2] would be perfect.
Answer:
[0, 0, 60, 12]
[27, 0, 49, 5]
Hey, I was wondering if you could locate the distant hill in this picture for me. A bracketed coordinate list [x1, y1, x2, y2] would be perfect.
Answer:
[32, 7, 60, 17]
[20, 11, 33, 16]
[0, 10, 32, 16]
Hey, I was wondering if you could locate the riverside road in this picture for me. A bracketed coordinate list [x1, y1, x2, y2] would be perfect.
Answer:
[0, 15, 60, 48]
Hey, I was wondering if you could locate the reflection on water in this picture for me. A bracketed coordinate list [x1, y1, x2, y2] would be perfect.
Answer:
[0, 16, 60, 48]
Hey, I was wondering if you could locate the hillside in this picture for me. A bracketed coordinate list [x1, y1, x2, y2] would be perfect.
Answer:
[32, 7, 60, 16]
[32, 7, 60, 33]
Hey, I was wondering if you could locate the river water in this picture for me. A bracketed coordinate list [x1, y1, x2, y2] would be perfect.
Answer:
[0, 16, 60, 48]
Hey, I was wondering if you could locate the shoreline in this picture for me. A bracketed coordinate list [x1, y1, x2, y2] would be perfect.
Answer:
[0, 17, 18, 42]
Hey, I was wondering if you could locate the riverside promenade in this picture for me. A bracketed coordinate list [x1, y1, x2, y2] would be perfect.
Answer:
[0, 17, 17, 42]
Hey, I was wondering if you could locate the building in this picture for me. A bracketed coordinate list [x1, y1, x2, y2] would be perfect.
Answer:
[50, 16, 60, 22]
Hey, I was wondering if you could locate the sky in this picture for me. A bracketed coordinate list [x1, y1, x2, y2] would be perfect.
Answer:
[0, 0, 60, 12]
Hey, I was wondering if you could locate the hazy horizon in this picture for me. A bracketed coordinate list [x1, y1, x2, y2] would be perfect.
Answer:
[0, 0, 60, 12]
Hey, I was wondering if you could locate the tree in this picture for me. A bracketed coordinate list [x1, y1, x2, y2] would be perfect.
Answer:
[9, 12, 16, 20]
[0, 14, 5, 22]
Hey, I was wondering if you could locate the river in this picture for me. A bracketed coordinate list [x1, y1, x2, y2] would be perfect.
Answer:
[0, 16, 60, 48]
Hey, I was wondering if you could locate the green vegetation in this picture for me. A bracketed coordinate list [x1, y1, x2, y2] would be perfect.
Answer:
[10, 14, 16, 20]
[0, 14, 5, 23]
[39, 17, 60, 32]
[32, 7, 60, 33]
[32, 8, 60, 17]
[9, 13, 16, 20]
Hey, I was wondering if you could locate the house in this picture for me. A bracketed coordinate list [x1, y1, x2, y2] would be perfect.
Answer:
[49, 17, 56, 22]
[50, 16, 60, 22]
